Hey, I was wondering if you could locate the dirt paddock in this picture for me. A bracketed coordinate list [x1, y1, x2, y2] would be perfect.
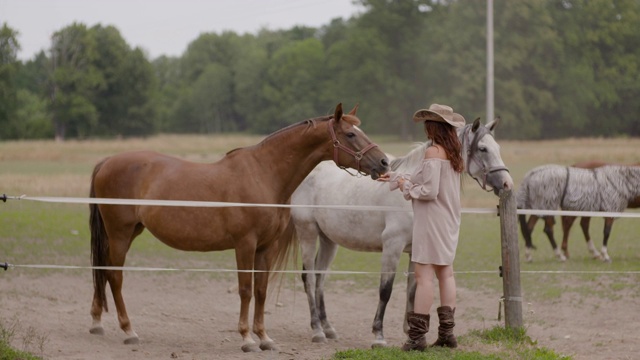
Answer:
[2, 269, 639, 360]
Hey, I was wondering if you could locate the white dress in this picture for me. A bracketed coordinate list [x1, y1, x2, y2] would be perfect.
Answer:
[388, 158, 461, 265]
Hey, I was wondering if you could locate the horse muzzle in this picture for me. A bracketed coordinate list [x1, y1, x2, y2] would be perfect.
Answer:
[486, 167, 513, 195]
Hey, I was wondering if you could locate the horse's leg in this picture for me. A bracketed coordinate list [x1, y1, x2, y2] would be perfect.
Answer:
[234, 244, 260, 352]
[600, 217, 615, 262]
[519, 214, 538, 262]
[370, 238, 405, 348]
[542, 216, 565, 261]
[314, 232, 339, 340]
[90, 296, 106, 335]
[404, 258, 416, 335]
[298, 224, 327, 343]
[581, 217, 601, 259]
[252, 246, 278, 351]
[560, 215, 577, 259]
[106, 226, 142, 344]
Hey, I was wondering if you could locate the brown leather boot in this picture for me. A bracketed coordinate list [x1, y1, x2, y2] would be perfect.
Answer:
[401, 311, 429, 351]
[431, 306, 457, 348]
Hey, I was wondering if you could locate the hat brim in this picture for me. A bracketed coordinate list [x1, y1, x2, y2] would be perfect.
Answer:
[413, 110, 465, 128]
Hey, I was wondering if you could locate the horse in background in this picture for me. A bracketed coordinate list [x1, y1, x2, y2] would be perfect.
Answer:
[560, 161, 640, 260]
[291, 117, 513, 347]
[517, 164, 640, 262]
[88, 104, 389, 352]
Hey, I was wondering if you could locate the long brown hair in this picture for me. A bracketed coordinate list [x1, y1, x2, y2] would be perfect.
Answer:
[424, 121, 464, 173]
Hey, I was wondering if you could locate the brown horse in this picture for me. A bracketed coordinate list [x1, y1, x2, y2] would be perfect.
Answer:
[560, 161, 640, 260]
[88, 103, 389, 352]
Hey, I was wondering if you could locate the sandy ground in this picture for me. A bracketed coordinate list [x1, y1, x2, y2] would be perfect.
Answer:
[2, 269, 639, 360]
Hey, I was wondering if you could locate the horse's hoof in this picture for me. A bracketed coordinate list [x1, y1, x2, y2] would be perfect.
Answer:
[324, 328, 338, 340]
[89, 326, 104, 335]
[311, 333, 327, 343]
[124, 336, 139, 345]
[259, 341, 279, 351]
[371, 340, 387, 348]
[241, 343, 261, 352]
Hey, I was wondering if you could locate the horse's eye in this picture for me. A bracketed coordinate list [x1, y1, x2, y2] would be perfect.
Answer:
[346, 132, 356, 139]
[479, 146, 488, 152]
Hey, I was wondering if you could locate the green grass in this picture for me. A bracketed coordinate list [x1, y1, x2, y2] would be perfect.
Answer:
[0, 318, 46, 360]
[330, 326, 570, 360]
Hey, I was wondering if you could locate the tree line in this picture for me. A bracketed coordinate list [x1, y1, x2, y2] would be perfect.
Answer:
[1, 0, 639, 141]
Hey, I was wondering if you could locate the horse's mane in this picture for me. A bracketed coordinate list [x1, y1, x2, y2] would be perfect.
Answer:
[267, 115, 333, 139]
[389, 141, 432, 172]
[225, 115, 333, 156]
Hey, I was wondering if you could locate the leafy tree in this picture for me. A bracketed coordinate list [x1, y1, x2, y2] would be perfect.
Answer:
[562, 0, 640, 137]
[49, 23, 103, 140]
[8, 0, 640, 140]
[7, 89, 53, 138]
[177, 63, 234, 133]
[228, 35, 269, 132]
[0, 23, 20, 137]
[258, 37, 329, 133]
[338, 0, 433, 138]
[491, 0, 561, 139]
[15, 51, 50, 96]
[180, 31, 242, 83]
[172, 31, 246, 133]
[151, 55, 182, 132]
[90, 25, 156, 136]
[324, 23, 391, 131]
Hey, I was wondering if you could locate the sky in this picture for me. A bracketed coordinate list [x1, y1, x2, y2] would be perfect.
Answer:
[0, 0, 363, 61]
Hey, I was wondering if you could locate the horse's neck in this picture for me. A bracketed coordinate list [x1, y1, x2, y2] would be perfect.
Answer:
[458, 125, 471, 168]
[252, 120, 331, 202]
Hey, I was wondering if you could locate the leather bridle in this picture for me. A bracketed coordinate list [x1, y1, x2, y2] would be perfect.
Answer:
[462, 124, 510, 192]
[327, 118, 379, 177]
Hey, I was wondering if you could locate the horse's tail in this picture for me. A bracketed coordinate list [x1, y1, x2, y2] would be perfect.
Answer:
[90, 159, 110, 312]
[518, 213, 535, 250]
[515, 175, 536, 250]
[269, 215, 299, 288]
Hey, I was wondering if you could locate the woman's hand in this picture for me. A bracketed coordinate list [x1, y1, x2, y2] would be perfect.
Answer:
[377, 173, 391, 182]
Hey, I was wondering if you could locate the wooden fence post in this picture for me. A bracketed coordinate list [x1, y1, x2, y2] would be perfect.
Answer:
[498, 189, 523, 328]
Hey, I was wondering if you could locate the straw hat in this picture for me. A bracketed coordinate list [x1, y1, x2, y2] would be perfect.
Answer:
[412, 104, 465, 128]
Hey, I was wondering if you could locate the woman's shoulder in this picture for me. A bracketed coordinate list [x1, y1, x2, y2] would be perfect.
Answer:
[424, 145, 448, 160]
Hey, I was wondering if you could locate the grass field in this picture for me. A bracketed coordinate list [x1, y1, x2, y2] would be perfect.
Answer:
[1, 134, 639, 294]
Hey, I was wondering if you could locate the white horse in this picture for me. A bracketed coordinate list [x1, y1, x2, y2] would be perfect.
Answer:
[291, 118, 514, 347]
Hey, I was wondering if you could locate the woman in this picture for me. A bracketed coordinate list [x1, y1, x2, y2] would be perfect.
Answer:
[378, 103, 464, 351]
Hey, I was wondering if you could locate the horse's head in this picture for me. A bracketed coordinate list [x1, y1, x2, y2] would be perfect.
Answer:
[461, 117, 514, 196]
[328, 103, 389, 180]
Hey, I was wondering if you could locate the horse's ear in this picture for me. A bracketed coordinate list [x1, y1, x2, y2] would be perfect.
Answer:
[472, 117, 481, 132]
[348, 103, 359, 116]
[486, 116, 500, 131]
[334, 103, 343, 122]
